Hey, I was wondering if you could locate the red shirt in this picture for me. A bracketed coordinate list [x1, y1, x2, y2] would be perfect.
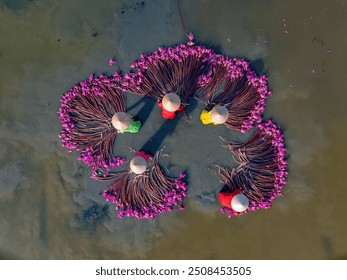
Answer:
[218, 189, 243, 209]
[158, 101, 185, 119]
[135, 150, 152, 160]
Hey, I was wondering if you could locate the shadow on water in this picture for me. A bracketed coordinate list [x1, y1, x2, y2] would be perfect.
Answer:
[250, 58, 265, 76]
[128, 96, 156, 125]
[135, 78, 203, 154]
[139, 112, 182, 155]
[185, 96, 199, 117]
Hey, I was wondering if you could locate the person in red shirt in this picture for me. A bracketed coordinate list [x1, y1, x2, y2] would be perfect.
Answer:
[218, 188, 249, 213]
[130, 150, 153, 174]
[157, 93, 185, 119]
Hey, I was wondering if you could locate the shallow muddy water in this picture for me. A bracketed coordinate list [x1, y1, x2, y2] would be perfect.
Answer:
[0, 0, 346, 259]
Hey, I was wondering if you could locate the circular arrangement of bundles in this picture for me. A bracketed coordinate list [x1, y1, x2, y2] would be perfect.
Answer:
[58, 34, 287, 219]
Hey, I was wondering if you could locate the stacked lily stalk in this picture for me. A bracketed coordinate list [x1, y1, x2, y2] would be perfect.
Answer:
[198, 54, 272, 132]
[96, 150, 188, 219]
[122, 33, 215, 105]
[58, 73, 126, 175]
[214, 120, 287, 217]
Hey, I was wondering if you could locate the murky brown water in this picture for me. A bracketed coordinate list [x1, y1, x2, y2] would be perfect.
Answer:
[0, 0, 346, 259]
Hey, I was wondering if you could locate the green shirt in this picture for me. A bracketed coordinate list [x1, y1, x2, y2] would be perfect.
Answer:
[118, 118, 141, 133]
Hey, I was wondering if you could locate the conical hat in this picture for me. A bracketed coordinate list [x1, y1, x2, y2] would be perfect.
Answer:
[130, 156, 147, 174]
[210, 106, 229, 124]
[231, 193, 249, 212]
[111, 112, 131, 130]
[162, 93, 181, 112]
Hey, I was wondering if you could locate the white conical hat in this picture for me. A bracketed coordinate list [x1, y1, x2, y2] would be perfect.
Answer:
[162, 93, 181, 112]
[210, 105, 229, 124]
[111, 112, 131, 130]
[130, 156, 147, 174]
[231, 193, 249, 212]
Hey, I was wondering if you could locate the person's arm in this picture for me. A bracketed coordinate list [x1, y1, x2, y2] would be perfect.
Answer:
[177, 104, 185, 112]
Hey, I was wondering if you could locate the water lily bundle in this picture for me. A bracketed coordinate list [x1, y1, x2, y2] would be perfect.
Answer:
[198, 55, 272, 132]
[58, 73, 126, 174]
[123, 34, 215, 106]
[214, 120, 287, 217]
[99, 150, 188, 219]
[211, 164, 251, 217]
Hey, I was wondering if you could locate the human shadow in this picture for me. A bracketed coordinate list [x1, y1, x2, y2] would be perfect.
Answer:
[250, 58, 266, 76]
[184, 96, 200, 118]
[139, 112, 182, 155]
[128, 95, 156, 124]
